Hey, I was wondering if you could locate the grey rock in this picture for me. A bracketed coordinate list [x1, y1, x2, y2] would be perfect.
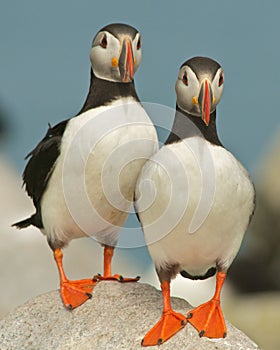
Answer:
[0, 282, 259, 350]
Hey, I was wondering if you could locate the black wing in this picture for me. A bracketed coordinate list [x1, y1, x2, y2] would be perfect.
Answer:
[13, 119, 69, 229]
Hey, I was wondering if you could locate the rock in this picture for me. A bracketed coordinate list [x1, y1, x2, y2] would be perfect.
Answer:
[0, 282, 260, 350]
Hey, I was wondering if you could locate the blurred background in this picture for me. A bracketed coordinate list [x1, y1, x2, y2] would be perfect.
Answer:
[0, 1, 279, 349]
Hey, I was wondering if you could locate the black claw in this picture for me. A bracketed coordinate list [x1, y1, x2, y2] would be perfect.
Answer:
[67, 304, 73, 310]
[86, 292, 92, 299]
[97, 273, 101, 277]
[136, 276, 141, 280]
[181, 319, 187, 326]
[223, 332, 227, 338]
[93, 277, 98, 282]
[199, 330, 205, 337]
[119, 275, 124, 282]
[157, 338, 163, 345]
[187, 312, 193, 319]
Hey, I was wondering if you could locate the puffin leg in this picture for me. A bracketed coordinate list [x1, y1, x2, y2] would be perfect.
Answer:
[54, 249, 98, 309]
[94, 245, 140, 282]
[187, 271, 227, 338]
[142, 281, 187, 346]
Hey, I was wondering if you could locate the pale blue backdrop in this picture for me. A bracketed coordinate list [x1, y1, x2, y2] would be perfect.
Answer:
[1, 0, 279, 171]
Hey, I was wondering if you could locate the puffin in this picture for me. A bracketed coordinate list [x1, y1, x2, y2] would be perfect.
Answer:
[135, 56, 255, 346]
[13, 23, 158, 310]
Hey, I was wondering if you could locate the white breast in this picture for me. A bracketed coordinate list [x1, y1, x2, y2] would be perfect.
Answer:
[41, 97, 158, 246]
[135, 136, 254, 276]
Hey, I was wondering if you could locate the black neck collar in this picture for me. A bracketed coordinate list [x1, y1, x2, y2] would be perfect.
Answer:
[165, 106, 223, 147]
[78, 70, 139, 115]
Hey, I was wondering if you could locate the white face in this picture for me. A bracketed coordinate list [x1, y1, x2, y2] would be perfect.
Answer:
[175, 65, 224, 117]
[90, 30, 142, 83]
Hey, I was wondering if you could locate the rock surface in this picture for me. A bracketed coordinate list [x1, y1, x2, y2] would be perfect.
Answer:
[0, 282, 259, 350]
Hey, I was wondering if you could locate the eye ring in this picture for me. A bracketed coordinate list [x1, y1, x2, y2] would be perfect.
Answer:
[182, 72, 188, 86]
[100, 34, 108, 49]
[218, 73, 224, 86]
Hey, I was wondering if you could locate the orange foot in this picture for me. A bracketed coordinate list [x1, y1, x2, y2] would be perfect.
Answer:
[94, 273, 140, 283]
[187, 299, 227, 338]
[60, 278, 98, 310]
[142, 310, 187, 346]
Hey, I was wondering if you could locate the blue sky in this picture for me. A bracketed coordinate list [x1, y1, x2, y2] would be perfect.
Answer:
[1, 0, 279, 175]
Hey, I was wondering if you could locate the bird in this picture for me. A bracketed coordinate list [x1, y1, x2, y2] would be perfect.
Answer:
[135, 56, 255, 346]
[13, 23, 158, 310]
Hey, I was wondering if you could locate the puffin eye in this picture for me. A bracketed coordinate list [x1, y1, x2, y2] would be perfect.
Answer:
[218, 73, 224, 86]
[100, 35, 108, 49]
[182, 72, 189, 86]
[136, 36, 142, 50]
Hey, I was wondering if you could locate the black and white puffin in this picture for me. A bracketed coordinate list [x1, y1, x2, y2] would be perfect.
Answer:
[135, 56, 255, 346]
[13, 23, 158, 309]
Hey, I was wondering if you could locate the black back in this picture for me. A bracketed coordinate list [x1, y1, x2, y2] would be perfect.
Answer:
[13, 120, 68, 229]
[23, 121, 68, 205]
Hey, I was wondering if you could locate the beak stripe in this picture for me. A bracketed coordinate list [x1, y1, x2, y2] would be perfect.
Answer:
[126, 41, 134, 81]
[202, 81, 211, 126]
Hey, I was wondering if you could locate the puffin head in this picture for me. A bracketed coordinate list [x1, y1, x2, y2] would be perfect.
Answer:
[90, 23, 142, 83]
[175, 56, 224, 125]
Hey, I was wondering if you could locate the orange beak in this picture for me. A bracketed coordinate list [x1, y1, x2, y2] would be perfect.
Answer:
[119, 40, 134, 82]
[198, 80, 212, 126]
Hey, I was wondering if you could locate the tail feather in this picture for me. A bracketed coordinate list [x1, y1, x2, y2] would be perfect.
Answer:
[12, 212, 43, 229]
[12, 217, 33, 229]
